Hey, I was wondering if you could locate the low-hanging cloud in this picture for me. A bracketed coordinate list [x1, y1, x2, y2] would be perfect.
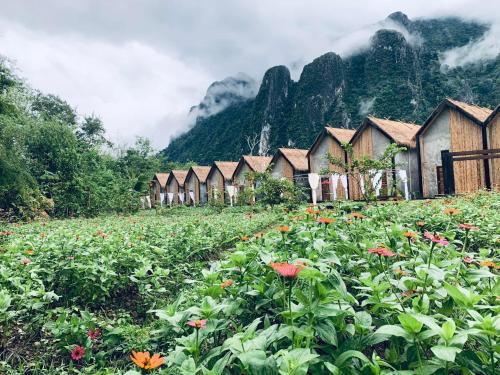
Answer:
[439, 24, 500, 70]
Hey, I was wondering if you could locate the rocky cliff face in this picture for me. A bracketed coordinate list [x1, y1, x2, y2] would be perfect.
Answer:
[163, 12, 498, 164]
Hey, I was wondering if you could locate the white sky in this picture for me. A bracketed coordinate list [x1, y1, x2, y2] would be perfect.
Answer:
[0, 0, 498, 149]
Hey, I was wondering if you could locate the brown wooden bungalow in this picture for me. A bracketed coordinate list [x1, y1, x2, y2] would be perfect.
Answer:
[184, 166, 211, 205]
[348, 116, 421, 200]
[269, 148, 309, 183]
[416, 98, 492, 197]
[150, 173, 169, 207]
[207, 161, 238, 203]
[233, 155, 272, 193]
[307, 127, 355, 201]
[166, 170, 188, 205]
[484, 105, 500, 190]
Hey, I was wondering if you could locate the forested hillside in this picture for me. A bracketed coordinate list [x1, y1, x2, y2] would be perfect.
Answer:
[0, 59, 160, 219]
[163, 12, 499, 164]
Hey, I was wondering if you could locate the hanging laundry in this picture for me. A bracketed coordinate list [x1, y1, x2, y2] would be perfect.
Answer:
[308, 173, 320, 205]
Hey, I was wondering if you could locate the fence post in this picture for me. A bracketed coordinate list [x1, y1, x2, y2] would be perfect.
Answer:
[441, 150, 455, 195]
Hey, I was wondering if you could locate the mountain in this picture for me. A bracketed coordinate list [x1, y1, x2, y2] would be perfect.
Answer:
[163, 12, 499, 164]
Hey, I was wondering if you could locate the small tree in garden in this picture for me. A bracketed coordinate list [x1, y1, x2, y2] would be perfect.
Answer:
[326, 142, 406, 204]
[252, 171, 304, 208]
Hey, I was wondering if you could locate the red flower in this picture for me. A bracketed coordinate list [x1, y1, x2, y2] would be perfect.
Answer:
[424, 232, 449, 246]
[317, 217, 335, 225]
[278, 226, 290, 233]
[368, 248, 396, 257]
[187, 319, 207, 329]
[71, 345, 85, 361]
[270, 262, 303, 278]
[459, 224, 479, 231]
[87, 328, 100, 341]
[463, 255, 474, 264]
[240, 236, 250, 241]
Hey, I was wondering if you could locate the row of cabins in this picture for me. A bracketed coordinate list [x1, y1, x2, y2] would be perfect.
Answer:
[151, 98, 499, 206]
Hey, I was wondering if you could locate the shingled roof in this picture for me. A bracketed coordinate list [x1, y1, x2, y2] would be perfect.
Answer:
[168, 170, 188, 186]
[274, 148, 309, 172]
[325, 127, 356, 144]
[212, 161, 239, 180]
[243, 155, 272, 172]
[308, 126, 355, 157]
[363, 116, 421, 148]
[153, 173, 169, 187]
[187, 166, 211, 183]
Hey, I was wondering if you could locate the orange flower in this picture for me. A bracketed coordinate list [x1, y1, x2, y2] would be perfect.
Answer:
[349, 212, 367, 219]
[187, 319, 207, 329]
[270, 262, 303, 278]
[305, 208, 320, 215]
[394, 268, 409, 276]
[240, 236, 250, 241]
[416, 221, 425, 227]
[458, 223, 479, 231]
[443, 208, 460, 216]
[24, 249, 34, 255]
[317, 217, 335, 225]
[480, 260, 499, 269]
[278, 226, 290, 233]
[402, 290, 417, 298]
[220, 279, 233, 289]
[254, 232, 264, 239]
[403, 231, 417, 239]
[130, 351, 165, 370]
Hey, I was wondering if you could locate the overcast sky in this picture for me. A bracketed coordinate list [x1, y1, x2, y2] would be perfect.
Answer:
[0, 0, 498, 149]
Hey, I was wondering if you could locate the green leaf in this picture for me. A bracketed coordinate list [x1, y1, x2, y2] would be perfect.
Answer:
[375, 325, 411, 340]
[315, 320, 338, 347]
[398, 313, 423, 334]
[441, 319, 456, 342]
[431, 345, 461, 362]
[334, 350, 371, 368]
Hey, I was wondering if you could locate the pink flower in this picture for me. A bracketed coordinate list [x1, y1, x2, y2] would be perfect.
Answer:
[87, 328, 100, 341]
[463, 255, 474, 264]
[71, 345, 85, 361]
[368, 248, 396, 257]
[21, 258, 32, 266]
[187, 319, 207, 329]
[459, 224, 479, 231]
[270, 262, 303, 278]
[424, 232, 449, 246]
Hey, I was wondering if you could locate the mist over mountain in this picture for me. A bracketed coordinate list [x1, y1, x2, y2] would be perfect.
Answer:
[163, 12, 499, 164]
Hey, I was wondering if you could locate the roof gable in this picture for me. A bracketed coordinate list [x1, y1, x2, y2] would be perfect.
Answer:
[271, 148, 309, 172]
[308, 126, 355, 156]
[153, 173, 169, 187]
[167, 170, 188, 186]
[186, 166, 211, 183]
[208, 161, 238, 181]
[351, 116, 421, 148]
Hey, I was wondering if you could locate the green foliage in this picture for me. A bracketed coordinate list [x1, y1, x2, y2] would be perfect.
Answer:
[0, 60, 160, 219]
[253, 172, 305, 208]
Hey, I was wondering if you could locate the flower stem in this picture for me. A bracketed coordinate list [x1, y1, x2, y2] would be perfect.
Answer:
[423, 242, 436, 293]
[288, 280, 294, 348]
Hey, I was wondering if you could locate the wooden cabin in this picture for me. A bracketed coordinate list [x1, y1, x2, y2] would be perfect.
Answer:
[348, 116, 421, 200]
[484, 105, 500, 190]
[184, 166, 211, 205]
[269, 148, 309, 183]
[307, 127, 355, 201]
[207, 161, 238, 203]
[150, 173, 168, 207]
[417, 98, 492, 197]
[233, 155, 272, 193]
[166, 170, 188, 205]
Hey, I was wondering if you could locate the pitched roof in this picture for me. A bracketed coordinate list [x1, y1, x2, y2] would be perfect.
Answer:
[212, 161, 239, 180]
[308, 126, 355, 156]
[168, 170, 188, 185]
[325, 127, 356, 143]
[242, 155, 272, 172]
[153, 173, 169, 187]
[364, 116, 421, 148]
[187, 166, 211, 183]
[446, 98, 492, 123]
[484, 104, 500, 125]
[274, 148, 309, 172]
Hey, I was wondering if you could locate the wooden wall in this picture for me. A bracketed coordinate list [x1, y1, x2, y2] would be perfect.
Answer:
[348, 127, 373, 200]
[450, 110, 485, 193]
[487, 113, 500, 190]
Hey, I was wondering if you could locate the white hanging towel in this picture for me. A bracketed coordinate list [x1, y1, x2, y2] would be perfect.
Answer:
[331, 173, 340, 200]
[398, 170, 410, 200]
[370, 169, 383, 197]
[340, 174, 349, 199]
[146, 196, 151, 209]
[178, 192, 185, 204]
[226, 185, 237, 206]
[307, 173, 320, 206]
[167, 192, 174, 206]
[160, 192, 165, 207]
[359, 175, 365, 195]
[189, 191, 195, 206]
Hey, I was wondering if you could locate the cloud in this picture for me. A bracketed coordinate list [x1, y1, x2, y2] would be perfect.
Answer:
[359, 97, 376, 116]
[439, 24, 500, 69]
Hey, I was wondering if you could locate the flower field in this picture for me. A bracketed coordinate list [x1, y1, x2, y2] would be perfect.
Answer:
[1, 194, 499, 374]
